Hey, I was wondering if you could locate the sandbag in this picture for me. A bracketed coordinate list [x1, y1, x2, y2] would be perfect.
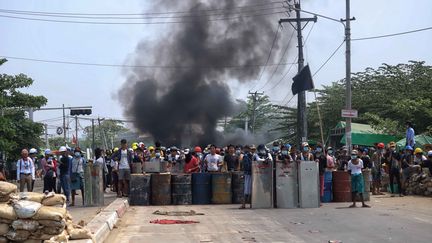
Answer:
[29, 231, 57, 240]
[6, 229, 31, 241]
[42, 194, 66, 206]
[49, 229, 69, 242]
[38, 219, 66, 228]
[0, 203, 17, 220]
[0, 218, 12, 224]
[19, 192, 45, 203]
[42, 226, 64, 235]
[0, 223, 9, 235]
[13, 200, 42, 219]
[32, 206, 66, 221]
[12, 219, 40, 232]
[0, 181, 17, 196]
[69, 227, 93, 240]
[22, 240, 43, 243]
[0, 236, 7, 243]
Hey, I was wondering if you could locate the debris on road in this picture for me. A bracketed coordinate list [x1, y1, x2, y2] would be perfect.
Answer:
[150, 219, 200, 224]
[153, 210, 204, 216]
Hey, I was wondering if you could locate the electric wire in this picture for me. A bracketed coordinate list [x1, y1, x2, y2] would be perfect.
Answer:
[352, 26, 432, 41]
[312, 40, 345, 77]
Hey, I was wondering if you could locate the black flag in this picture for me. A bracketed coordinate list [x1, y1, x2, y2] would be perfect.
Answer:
[291, 65, 314, 95]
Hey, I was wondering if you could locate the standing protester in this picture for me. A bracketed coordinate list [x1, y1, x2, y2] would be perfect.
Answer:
[224, 145, 239, 172]
[16, 149, 35, 192]
[41, 149, 56, 193]
[298, 142, 314, 162]
[70, 148, 85, 206]
[337, 147, 350, 171]
[348, 150, 370, 208]
[405, 122, 415, 148]
[105, 150, 113, 190]
[111, 139, 132, 198]
[184, 152, 200, 173]
[29, 148, 38, 191]
[401, 146, 414, 195]
[371, 143, 385, 195]
[240, 145, 253, 209]
[58, 146, 72, 204]
[94, 148, 108, 192]
[110, 148, 119, 193]
[194, 146, 204, 172]
[314, 144, 326, 200]
[385, 142, 403, 197]
[414, 148, 427, 166]
[326, 147, 336, 171]
[150, 148, 163, 163]
[204, 145, 223, 172]
[166, 147, 181, 173]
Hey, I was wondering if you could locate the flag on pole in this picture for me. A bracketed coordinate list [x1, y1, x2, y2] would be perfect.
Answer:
[291, 65, 314, 95]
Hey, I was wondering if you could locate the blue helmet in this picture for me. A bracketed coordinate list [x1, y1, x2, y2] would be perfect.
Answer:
[405, 145, 413, 151]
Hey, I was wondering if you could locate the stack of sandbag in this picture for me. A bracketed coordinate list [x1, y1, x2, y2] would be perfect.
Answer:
[405, 169, 432, 197]
[0, 181, 18, 202]
[0, 181, 94, 242]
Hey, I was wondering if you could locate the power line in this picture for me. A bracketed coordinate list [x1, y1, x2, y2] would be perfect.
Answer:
[0, 10, 286, 25]
[352, 26, 432, 41]
[0, 6, 285, 20]
[0, 1, 283, 16]
[254, 25, 282, 86]
[312, 40, 345, 77]
[0, 55, 296, 69]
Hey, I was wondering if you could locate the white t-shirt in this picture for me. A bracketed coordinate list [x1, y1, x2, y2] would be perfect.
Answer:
[348, 159, 363, 175]
[205, 154, 222, 172]
[119, 149, 129, 169]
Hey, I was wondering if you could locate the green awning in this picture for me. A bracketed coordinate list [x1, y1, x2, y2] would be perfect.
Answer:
[337, 121, 400, 147]
[396, 134, 432, 148]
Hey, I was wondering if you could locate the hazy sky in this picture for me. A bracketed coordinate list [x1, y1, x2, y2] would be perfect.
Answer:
[1, 0, 431, 138]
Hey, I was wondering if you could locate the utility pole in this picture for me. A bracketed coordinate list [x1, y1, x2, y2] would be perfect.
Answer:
[248, 91, 264, 135]
[97, 117, 108, 150]
[344, 0, 353, 153]
[62, 104, 66, 144]
[75, 116, 79, 147]
[44, 124, 49, 148]
[91, 119, 95, 151]
[279, 0, 317, 147]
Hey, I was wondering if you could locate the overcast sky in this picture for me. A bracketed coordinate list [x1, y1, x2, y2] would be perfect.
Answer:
[1, 0, 431, 138]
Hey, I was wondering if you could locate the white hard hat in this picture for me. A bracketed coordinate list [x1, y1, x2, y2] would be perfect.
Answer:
[59, 146, 67, 152]
[44, 149, 52, 155]
[428, 151, 432, 157]
[29, 148, 37, 154]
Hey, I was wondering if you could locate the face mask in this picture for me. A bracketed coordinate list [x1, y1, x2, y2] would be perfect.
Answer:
[74, 152, 81, 157]
[273, 147, 279, 151]
[351, 155, 357, 160]
[236, 150, 241, 155]
[390, 147, 396, 152]
[259, 150, 266, 155]
[282, 151, 288, 155]
[155, 153, 161, 158]
[328, 150, 333, 155]
[303, 147, 309, 152]
[316, 147, 323, 153]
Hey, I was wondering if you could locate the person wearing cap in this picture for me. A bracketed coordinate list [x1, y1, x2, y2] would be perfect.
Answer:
[70, 147, 86, 206]
[384, 142, 403, 197]
[29, 148, 39, 191]
[348, 150, 370, 208]
[16, 149, 36, 192]
[371, 143, 385, 195]
[111, 139, 133, 198]
[58, 146, 72, 203]
[41, 149, 57, 192]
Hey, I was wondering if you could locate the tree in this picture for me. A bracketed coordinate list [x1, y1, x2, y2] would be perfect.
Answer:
[269, 105, 297, 143]
[0, 58, 47, 161]
[48, 136, 66, 149]
[307, 61, 432, 141]
[82, 120, 128, 149]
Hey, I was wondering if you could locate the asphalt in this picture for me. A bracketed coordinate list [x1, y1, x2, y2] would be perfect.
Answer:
[106, 195, 432, 243]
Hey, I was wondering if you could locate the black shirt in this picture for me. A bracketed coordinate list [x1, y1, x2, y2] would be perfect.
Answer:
[59, 156, 70, 176]
[224, 154, 238, 171]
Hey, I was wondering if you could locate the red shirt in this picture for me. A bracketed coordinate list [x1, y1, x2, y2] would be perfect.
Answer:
[184, 156, 199, 173]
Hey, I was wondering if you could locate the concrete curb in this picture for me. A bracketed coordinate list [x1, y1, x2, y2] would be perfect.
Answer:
[70, 198, 129, 243]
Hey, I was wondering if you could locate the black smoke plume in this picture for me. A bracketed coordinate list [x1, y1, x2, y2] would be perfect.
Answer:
[119, 0, 285, 146]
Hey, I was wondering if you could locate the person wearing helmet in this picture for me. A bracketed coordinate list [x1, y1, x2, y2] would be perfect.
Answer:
[255, 144, 273, 164]
[146, 146, 155, 161]
[17, 149, 36, 192]
[58, 146, 72, 204]
[414, 148, 427, 165]
[41, 149, 57, 193]
[371, 143, 386, 195]
[111, 139, 133, 198]
[28, 148, 38, 191]
[70, 147, 86, 206]
[348, 150, 370, 208]
[298, 142, 313, 162]
[384, 142, 403, 197]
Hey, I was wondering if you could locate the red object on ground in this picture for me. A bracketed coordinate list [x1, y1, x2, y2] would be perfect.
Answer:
[150, 219, 199, 224]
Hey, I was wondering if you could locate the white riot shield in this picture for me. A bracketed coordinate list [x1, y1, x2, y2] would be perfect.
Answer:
[276, 161, 298, 208]
[252, 160, 273, 208]
[298, 161, 320, 208]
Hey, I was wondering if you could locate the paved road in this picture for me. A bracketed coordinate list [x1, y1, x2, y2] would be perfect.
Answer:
[107, 195, 432, 243]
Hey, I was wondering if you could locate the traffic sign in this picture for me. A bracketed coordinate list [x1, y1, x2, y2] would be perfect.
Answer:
[341, 109, 358, 118]
[56, 127, 63, 135]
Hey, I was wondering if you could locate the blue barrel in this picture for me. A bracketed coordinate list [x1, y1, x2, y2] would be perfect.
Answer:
[322, 171, 333, 202]
[172, 174, 192, 205]
[324, 171, 333, 183]
[211, 173, 232, 204]
[322, 191, 332, 203]
[192, 173, 212, 204]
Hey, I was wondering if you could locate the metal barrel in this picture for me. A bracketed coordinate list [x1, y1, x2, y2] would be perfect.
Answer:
[231, 171, 244, 204]
[211, 173, 232, 204]
[171, 174, 192, 205]
[332, 171, 352, 202]
[322, 171, 333, 202]
[131, 163, 143, 174]
[151, 174, 171, 205]
[129, 174, 151, 206]
[192, 173, 212, 204]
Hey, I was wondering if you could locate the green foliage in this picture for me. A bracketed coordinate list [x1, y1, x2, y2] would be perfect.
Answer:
[82, 120, 128, 149]
[269, 105, 297, 143]
[307, 61, 432, 141]
[0, 58, 47, 161]
[48, 136, 66, 149]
